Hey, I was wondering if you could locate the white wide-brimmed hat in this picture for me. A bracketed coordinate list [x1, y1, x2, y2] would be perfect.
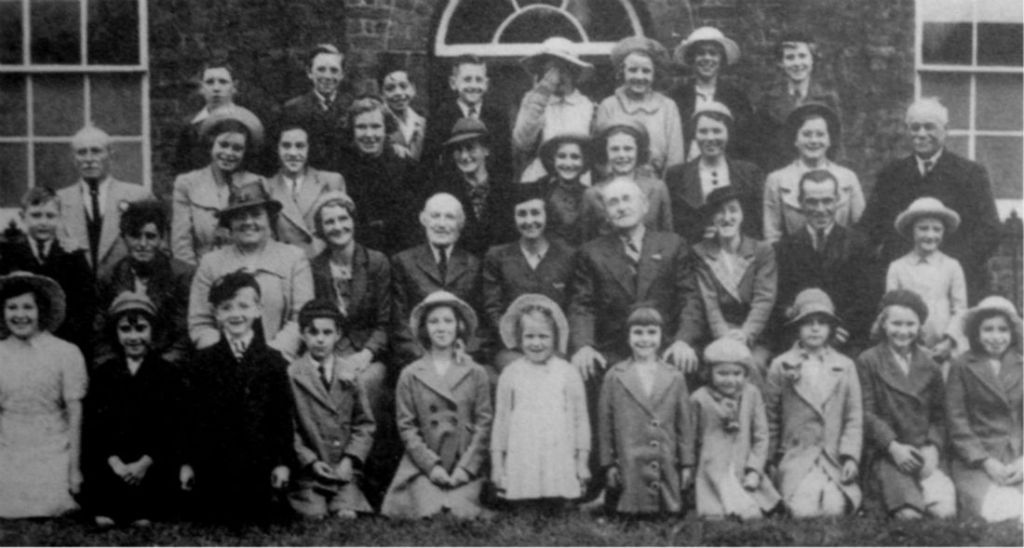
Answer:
[894, 196, 961, 239]
[409, 290, 478, 342]
[499, 294, 569, 354]
[674, 26, 741, 66]
[521, 37, 595, 82]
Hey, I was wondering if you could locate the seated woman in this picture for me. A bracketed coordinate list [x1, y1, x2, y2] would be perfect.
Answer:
[946, 296, 1023, 523]
[532, 133, 593, 247]
[596, 36, 684, 176]
[0, 272, 87, 518]
[579, 119, 673, 241]
[187, 182, 313, 360]
[665, 101, 764, 244]
[96, 200, 194, 365]
[172, 108, 267, 265]
[689, 186, 776, 386]
[763, 102, 864, 243]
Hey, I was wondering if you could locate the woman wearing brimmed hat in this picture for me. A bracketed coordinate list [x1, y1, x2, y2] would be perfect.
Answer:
[886, 197, 967, 359]
[595, 36, 685, 177]
[762, 101, 864, 244]
[0, 272, 86, 518]
[513, 37, 596, 182]
[764, 287, 864, 518]
[671, 26, 755, 163]
[187, 181, 313, 360]
[381, 291, 493, 519]
[690, 185, 777, 386]
[171, 106, 268, 265]
[664, 101, 765, 244]
[533, 132, 593, 246]
[946, 296, 1023, 522]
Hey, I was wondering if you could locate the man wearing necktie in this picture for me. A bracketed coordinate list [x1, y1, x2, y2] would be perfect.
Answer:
[280, 44, 353, 171]
[56, 125, 154, 280]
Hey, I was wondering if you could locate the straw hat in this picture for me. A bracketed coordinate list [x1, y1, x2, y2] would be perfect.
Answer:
[894, 197, 961, 239]
[691, 100, 734, 121]
[962, 295, 1022, 342]
[215, 182, 283, 226]
[442, 117, 489, 148]
[0, 271, 66, 333]
[409, 290, 478, 341]
[786, 288, 840, 325]
[521, 37, 595, 82]
[499, 294, 569, 354]
[199, 106, 265, 147]
[703, 337, 752, 370]
[674, 26, 741, 66]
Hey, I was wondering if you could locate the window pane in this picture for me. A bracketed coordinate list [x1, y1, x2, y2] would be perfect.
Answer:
[109, 140, 143, 183]
[91, 74, 141, 135]
[977, 73, 1024, 131]
[978, 0, 1023, 24]
[919, 0, 971, 23]
[447, 0, 515, 45]
[31, 0, 82, 64]
[573, 0, 634, 42]
[0, 144, 28, 207]
[499, 8, 584, 43]
[945, 135, 968, 158]
[919, 72, 970, 129]
[922, 22, 972, 65]
[0, 0, 23, 64]
[33, 74, 84, 136]
[88, 0, 139, 65]
[978, 23, 1024, 66]
[0, 75, 27, 136]
[33, 142, 78, 190]
[977, 136, 1023, 200]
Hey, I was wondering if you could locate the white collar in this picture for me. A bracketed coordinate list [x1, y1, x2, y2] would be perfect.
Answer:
[458, 99, 482, 116]
[805, 222, 835, 239]
[915, 149, 943, 172]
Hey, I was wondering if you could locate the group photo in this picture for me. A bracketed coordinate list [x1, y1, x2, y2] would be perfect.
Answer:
[0, 0, 1021, 545]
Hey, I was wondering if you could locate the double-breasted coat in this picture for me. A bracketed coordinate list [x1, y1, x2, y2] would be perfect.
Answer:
[381, 355, 493, 518]
[171, 166, 267, 265]
[691, 237, 777, 346]
[481, 238, 575, 333]
[598, 359, 694, 514]
[857, 343, 947, 512]
[267, 168, 346, 257]
[764, 344, 864, 510]
[311, 244, 392, 360]
[664, 158, 765, 243]
[945, 349, 1023, 517]
[288, 354, 376, 513]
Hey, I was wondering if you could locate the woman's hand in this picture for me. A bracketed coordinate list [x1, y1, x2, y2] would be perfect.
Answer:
[725, 329, 749, 345]
[68, 465, 83, 496]
[429, 465, 451, 487]
[312, 460, 335, 479]
[742, 470, 761, 491]
[335, 458, 354, 483]
[449, 467, 471, 487]
[179, 464, 195, 491]
[576, 459, 592, 487]
[888, 441, 923, 474]
[840, 458, 859, 484]
[270, 465, 290, 490]
[123, 456, 153, 486]
[108, 456, 128, 479]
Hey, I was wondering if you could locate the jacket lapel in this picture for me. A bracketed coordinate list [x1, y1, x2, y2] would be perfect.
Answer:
[410, 359, 458, 403]
[616, 363, 655, 417]
[635, 231, 663, 300]
[964, 354, 1011, 408]
[413, 245, 444, 285]
[875, 347, 921, 402]
[293, 355, 334, 411]
[447, 248, 471, 287]
[815, 350, 846, 411]
[269, 173, 309, 235]
[60, 185, 88, 252]
[599, 237, 637, 298]
[646, 363, 677, 411]
[97, 180, 125, 263]
[348, 245, 369, 314]
[678, 162, 704, 211]
[297, 169, 326, 217]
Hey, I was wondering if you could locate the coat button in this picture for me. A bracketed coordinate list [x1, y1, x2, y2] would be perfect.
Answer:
[651, 420, 660, 427]
[650, 461, 660, 470]
[430, 405, 438, 412]
[649, 441, 659, 448]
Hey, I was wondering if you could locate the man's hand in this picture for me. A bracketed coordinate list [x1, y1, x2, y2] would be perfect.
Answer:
[571, 346, 607, 381]
[888, 441, 923, 474]
[429, 465, 451, 487]
[271, 465, 290, 490]
[180, 464, 195, 491]
[663, 341, 698, 373]
[840, 458, 859, 484]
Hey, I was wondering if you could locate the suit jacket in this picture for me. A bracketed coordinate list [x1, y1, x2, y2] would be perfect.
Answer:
[311, 244, 392, 359]
[664, 158, 764, 243]
[670, 78, 755, 162]
[280, 90, 354, 171]
[569, 230, 701, 361]
[598, 359, 694, 514]
[482, 238, 575, 332]
[390, 108, 426, 162]
[390, 243, 484, 365]
[860, 151, 1001, 302]
[268, 168, 346, 257]
[0, 238, 96, 356]
[171, 166, 268, 265]
[422, 98, 513, 178]
[337, 147, 418, 256]
[691, 237, 777, 344]
[57, 178, 154, 278]
[752, 78, 841, 173]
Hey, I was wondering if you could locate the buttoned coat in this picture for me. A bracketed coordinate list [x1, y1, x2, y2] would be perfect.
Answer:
[391, 243, 485, 365]
[764, 344, 863, 508]
[762, 160, 864, 244]
[482, 238, 575, 332]
[267, 168, 346, 257]
[171, 166, 267, 265]
[690, 383, 781, 517]
[691, 237, 777, 345]
[945, 349, 1023, 516]
[859, 151, 1001, 303]
[598, 359, 694, 514]
[752, 78, 841, 173]
[664, 158, 764, 242]
[856, 343, 947, 511]
[311, 244, 392, 360]
[280, 90, 354, 171]
[57, 178, 154, 278]
[188, 240, 313, 359]
[381, 355, 493, 518]
[569, 230, 701, 361]
[288, 354, 376, 513]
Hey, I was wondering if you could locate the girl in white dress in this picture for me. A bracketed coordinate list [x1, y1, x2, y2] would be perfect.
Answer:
[491, 294, 590, 503]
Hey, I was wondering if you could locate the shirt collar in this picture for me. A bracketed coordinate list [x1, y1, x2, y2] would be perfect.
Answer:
[314, 90, 338, 107]
[805, 222, 835, 240]
[915, 149, 943, 172]
[81, 176, 111, 192]
[519, 240, 550, 260]
[621, 224, 646, 248]
[224, 330, 255, 350]
[614, 87, 661, 115]
[28, 238, 52, 260]
[457, 99, 482, 116]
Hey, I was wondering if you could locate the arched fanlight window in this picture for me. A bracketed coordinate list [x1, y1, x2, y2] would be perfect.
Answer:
[434, 0, 645, 57]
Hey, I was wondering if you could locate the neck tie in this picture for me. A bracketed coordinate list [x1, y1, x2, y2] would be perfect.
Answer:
[467, 105, 477, 119]
[436, 245, 448, 282]
[231, 338, 247, 360]
[815, 228, 826, 253]
[35, 239, 48, 263]
[320, 363, 332, 390]
[922, 159, 934, 177]
[625, 238, 640, 266]
[86, 181, 102, 267]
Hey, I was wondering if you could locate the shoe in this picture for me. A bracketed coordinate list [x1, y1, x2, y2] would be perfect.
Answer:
[94, 516, 116, 529]
[335, 509, 357, 520]
[131, 518, 152, 528]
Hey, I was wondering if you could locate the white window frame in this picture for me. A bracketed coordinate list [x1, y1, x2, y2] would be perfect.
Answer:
[913, 0, 1024, 218]
[0, 0, 151, 215]
[434, 0, 645, 57]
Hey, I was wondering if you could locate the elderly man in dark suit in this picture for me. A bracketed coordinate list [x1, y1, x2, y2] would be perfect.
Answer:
[280, 44, 353, 171]
[860, 97, 1000, 304]
[390, 193, 486, 366]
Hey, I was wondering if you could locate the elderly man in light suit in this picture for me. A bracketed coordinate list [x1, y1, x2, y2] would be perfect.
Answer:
[268, 124, 346, 256]
[58, 125, 153, 279]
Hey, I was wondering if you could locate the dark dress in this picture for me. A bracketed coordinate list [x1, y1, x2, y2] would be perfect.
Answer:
[81, 355, 181, 521]
[337, 148, 419, 256]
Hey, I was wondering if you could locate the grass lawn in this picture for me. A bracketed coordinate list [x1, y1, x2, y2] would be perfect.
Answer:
[1, 508, 1021, 546]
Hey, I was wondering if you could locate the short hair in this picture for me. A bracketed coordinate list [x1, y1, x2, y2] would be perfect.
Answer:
[627, 306, 664, 327]
[614, 49, 668, 89]
[312, 195, 357, 239]
[198, 60, 236, 82]
[513, 306, 561, 352]
[346, 95, 398, 136]
[275, 123, 310, 145]
[20, 186, 59, 210]
[797, 169, 839, 203]
[906, 97, 949, 127]
[71, 125, 112, 151]
[106, 308, 159, 351]
[692, 110, 734, 146]
[450, 54, 485, 76]
[595, 125, 651, 167]
[119, 200, 168, 237]
[415, 303, 470, 349]
[869, 305, 925, 345]
[306, 44, 344, 69]
[0, 281, 50, 336]
[775, 31, 818, 61]
[202, 118, 252, 149]
[208, 270, 261, 307]
[421, 192, 466, 227]
[965, 308, 1022, 354]
[786, 111, 840, 161]
[789, 311, 837, 343]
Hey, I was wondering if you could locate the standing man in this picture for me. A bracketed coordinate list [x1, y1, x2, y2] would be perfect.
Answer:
[57, 125, 154, 279]
[281, 44, 352, 171]
[859, 97, 1000, 303]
